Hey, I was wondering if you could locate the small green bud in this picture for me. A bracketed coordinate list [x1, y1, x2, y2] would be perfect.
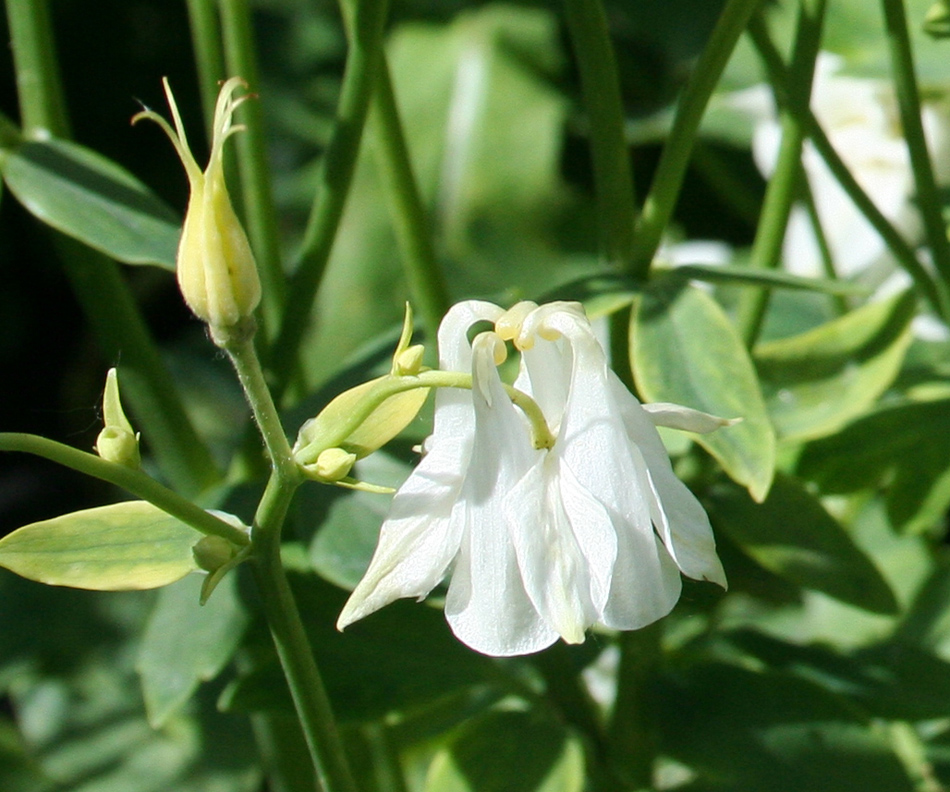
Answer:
[95, 368, 140, 468]
[134, 77, 261, 331]
[925, 0, 950, 38]
[394, 344, 425, 375]
[302, 447, 358, 482]
[193, 535, 237, 573]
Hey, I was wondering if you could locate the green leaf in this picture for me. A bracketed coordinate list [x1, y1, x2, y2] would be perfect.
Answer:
[424, 709, 584, 792]
[1, 138, 179, 269]
[666, 263, 868, 295]
[137, 572, 248, 728]
[0, 501, 200, 590]
[798, 397, 950, 534]
[631, 277, 775, 501]
[708, 474, 899, 615]
[753, 291, 916, 442]
[657, 661, 915, 792]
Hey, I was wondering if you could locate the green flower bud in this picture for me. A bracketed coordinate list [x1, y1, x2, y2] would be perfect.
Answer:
[95, 368, 140, 468]
[133, 77, 261, 331]
[394, 344, 425, 375]
[305, 447, 358, 482]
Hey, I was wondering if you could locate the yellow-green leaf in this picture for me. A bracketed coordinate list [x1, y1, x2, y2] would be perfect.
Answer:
[0, 501, 200, 590]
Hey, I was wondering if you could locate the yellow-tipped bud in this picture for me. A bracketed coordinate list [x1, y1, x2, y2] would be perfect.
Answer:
[306, 447, 358, 482]
[95, 368, 140, 468]
[394, 344, 425, 375]
[133, 77, 261, 331]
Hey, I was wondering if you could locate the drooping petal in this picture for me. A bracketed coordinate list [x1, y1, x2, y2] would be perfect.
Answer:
[608, 375, 727, 588]
[642, 402, 740, 434]
[506, 454, 616, 643]
[445, 333, 555, 656]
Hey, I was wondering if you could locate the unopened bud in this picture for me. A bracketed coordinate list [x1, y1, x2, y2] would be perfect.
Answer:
[134, 77, 260, 331]
[305, 447, 357, 482]
[394, 344, 425, 375]
[95, 368, 140, 468]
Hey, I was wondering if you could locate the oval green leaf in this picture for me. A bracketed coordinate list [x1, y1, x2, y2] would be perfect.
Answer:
[632, 277, 775, 501]
[1, 138, 180, 269]
[753, 290, 916, 441]
[0, 501, 200, 590]
[708, 474, 899, 615]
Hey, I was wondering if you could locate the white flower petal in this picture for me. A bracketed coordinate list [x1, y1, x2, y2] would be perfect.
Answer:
[444, 334, 555, 656]
[642, 402, 740, 434]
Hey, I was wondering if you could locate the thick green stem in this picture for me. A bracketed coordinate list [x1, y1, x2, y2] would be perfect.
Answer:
[219, 0, 286, 341]
[271, 0, 390, 397]
[880, 0, 950, 287]
[737, 0, 826, 347]
[608, 623, 662, 788]
[632, 0, 761, 273]
[251, 473, 358, 792]
[748, 23, 949, 318]
[562, 0, 637, 273]
[630, 0, 763, 273]
[0, 433, 249, 545]
[185, 0, 226, 135]
[4, 0, 69, 138]
[370, 56, 450, 345]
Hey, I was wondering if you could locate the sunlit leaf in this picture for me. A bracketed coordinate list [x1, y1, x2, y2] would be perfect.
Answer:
[0, 501, 200, 590]
[754, 291, 915, 442]
[1, 138, 180, 268]
[708, 474, 899, 615]
[632, 277, 775, 501]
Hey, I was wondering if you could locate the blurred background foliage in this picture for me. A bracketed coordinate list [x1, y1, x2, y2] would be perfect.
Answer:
[5, 0, 950, 790]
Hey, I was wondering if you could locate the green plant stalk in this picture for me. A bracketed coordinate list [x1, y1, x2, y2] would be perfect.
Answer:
[185, 0, 226, 135]
[802, 182, 850, 314]
[737, 0, 827, 347]
[370, 55, 450, 345]
[219, 0, 286, 342]
[4, 0, 69, 138]
[881, 0, 950, 287]
[0, 433, 249, 545]
[608, 623, 662, 788]
[271, 0, 390, 398]
[251, 473, 358, 792]
[562, 0, 637, 273]
[7, 0, 220, 495]
[223, 323, 357, 792]
[748, 23, 949, 318]
[630, 0, 763, 274]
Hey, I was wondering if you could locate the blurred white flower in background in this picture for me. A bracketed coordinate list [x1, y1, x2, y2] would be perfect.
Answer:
[733, 53, 950, 289]
[338, 300, 729, 656]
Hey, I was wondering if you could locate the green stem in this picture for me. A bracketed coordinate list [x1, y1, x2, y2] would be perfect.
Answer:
[802, 180, 850, 314]
[0, 433, 249, 545]
[219, 0, 286, 342]
[251, 472, 358, 792]
[748, 23, 949, 318]
[880, 0, 950, 286]
[630, 0, 763, 273]
[185, 0, 226, 135]
[608, 623, 662, 788]
[737, 0, 826, 347]
[562, 0, 637, 273]
[4, 0, 69, 138]
[218, 320, 297, 474]
[271, 0, 390, 397]
[370, 55, 450, 345]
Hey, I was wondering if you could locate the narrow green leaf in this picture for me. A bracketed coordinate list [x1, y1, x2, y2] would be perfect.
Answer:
[631, 277, 775, 501]
[0, 501, 200, 590]
[137, 572, 248, 728]
[424, 709, 584, 792]
[754, 291, 916, 441]
[1, 138, 179, 268]
[798, 397, 950, 534]
[667, 263, 868, 295]
[708, 474, 899, 615]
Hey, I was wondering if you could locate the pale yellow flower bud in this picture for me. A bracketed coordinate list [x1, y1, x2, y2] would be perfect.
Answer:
[133, 77, 261, 330]
[95, 368, 140, 468]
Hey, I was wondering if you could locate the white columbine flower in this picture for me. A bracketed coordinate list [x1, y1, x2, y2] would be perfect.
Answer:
[337, 300, 728, 656]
